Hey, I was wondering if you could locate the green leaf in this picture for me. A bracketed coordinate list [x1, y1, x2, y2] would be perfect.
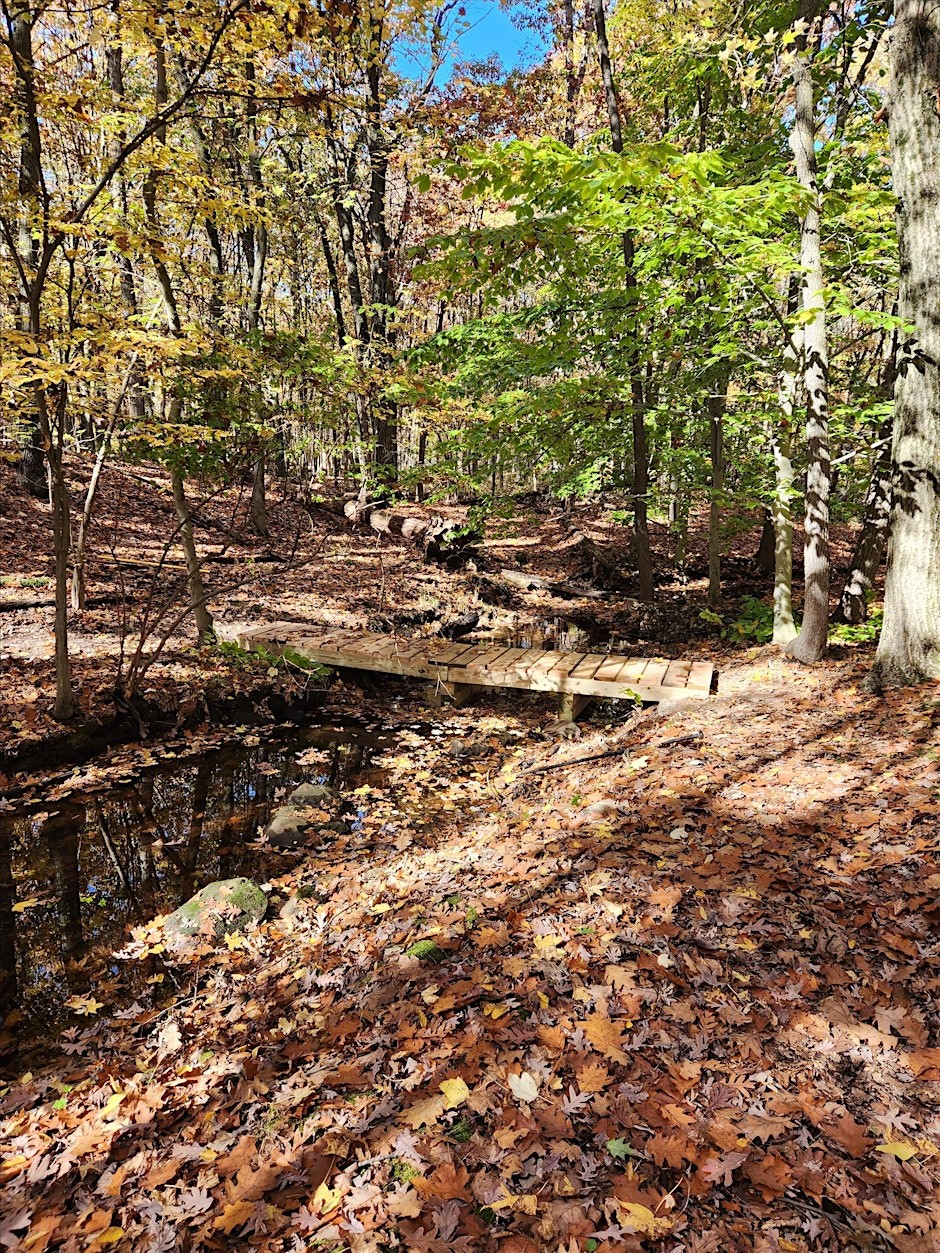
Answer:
[606, 1137, 642, 1159]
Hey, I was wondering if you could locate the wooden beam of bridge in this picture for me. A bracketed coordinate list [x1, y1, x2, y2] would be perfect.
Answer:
[230, 622, 714, 710]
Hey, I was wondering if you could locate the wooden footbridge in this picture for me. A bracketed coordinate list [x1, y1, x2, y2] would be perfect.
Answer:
[231, 622, 714, 721]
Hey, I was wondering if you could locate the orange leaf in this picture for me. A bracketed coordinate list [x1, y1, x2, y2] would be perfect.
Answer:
[215, 1200, 255, 1234]
[582, 1013, 629, 1064]
[909, 1048, 940, 1080]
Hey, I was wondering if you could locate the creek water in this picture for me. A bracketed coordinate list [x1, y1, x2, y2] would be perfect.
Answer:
[0, 721, 395, 1053]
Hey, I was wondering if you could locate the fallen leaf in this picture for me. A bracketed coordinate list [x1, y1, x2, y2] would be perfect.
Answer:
[582, 1013, 629, 1064]
[439, 1077, 470, 1108]
[876, 1141, 919, 1162]
[402, 1094, 446, 1128]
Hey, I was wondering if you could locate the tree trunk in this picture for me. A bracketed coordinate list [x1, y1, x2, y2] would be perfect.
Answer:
[786, 38, 831, 663]
[836, 423, 892, 624]
[16, 426, 47, 498]
[706, 374, 728, 609]
[869, 0, 940, 687]
[769, 321, 800, 644]
[0, 820, 17, 1014]
[754, 508, 775, 575]
[171, 469, 215, 643]
[593, 0, 654, 601]
[12, 2, 47, 498]
[250, 455, 269, 537]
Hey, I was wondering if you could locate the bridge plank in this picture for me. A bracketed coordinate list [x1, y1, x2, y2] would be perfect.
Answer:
[227, 624, 714, 710]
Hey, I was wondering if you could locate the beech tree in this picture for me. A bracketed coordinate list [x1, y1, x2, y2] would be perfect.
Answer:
[870, 0, 940, 688]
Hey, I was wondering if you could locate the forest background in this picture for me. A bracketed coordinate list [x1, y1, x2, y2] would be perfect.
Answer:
[3, 0, 938, 724]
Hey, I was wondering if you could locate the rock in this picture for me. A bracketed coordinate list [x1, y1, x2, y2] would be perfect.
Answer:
[265, 808, 311, 848]
[446, 738, 484, 759]
[287, 782, 334, 807]
[165, 878, 267, 945]
[542, 722, 582, 740]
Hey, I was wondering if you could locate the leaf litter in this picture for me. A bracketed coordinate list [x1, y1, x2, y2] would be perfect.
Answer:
[3, 653, 940, 1251]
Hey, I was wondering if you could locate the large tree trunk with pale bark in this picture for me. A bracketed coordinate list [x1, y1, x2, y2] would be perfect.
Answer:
[786, 36, 831, 663]
[869, 0, 940, 688]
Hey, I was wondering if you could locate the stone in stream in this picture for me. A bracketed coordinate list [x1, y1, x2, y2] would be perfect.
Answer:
[265, 783, 339, 848]
[265, 807, 312, 848]
[165, 878, 267, 946]
[286, 782, 334, 807]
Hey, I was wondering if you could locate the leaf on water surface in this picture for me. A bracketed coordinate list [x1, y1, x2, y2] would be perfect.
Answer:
[64, 995, 105, 1016]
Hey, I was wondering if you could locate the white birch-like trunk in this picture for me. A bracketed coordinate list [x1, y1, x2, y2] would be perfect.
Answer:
[870, 0, 940, 687]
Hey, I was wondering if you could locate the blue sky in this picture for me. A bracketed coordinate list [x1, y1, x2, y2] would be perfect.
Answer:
[455, 0, 545, 70]
[397, 0, 548, 82]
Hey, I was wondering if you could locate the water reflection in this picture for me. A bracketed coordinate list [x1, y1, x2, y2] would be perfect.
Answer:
[0, 723, 391, 1047]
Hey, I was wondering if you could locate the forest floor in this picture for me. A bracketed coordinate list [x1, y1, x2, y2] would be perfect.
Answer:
[3, 459, 940, 1252]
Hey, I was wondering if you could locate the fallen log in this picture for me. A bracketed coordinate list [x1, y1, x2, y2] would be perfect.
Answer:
[343, 499, 480, 564]
[500, 569, 608, 600]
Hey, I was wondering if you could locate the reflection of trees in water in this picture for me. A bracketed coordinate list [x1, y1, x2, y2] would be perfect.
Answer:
[3, 727, 387, 1029]
[46, 813, 85, 985]
[0, 826, 17, 1014]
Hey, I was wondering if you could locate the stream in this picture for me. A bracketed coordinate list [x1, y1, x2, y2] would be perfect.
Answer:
[0, 720, 397, 1053]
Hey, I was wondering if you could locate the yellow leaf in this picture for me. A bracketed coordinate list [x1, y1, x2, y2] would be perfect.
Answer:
[618, 1202, 673, 1236]
[533, 933, 564, 958]
[224, 930, 246, 951]
[876, 1141, 919, 1161]
[312, 1179, 343, 1214]
[491, 1191, 537, 1214]
[94, 1229, 124, 1246]
[482, 1001, 509, 1019]
[439, 1077, 470, 1109]
[12, 897, 40, 913]
[101, 1091, 125, 1119]
[65, 994, 104, 1016]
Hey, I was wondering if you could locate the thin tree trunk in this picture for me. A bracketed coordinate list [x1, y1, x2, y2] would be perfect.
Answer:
[870, 0, 940, 687]
[786, 34, 831, 663]
[105, 43, 147, 420]
[836, 422, 892, 624]
[706, 375, 729, 609]
[754, 508, 775, 575]
[12, 1, 47, 497]
[562, 0, 576, 146]
[71, 357, 138, 611]
[593, 0, 654, 601]
[250, 455, 269, 537]
[0, 821, 17, 1014]
[171, 468, 215, 643]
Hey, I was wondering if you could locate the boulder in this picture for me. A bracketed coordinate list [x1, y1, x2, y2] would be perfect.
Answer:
[286, 782, 334, 808]
[265, 808, 311, 848]
[165, 878, 267, 945]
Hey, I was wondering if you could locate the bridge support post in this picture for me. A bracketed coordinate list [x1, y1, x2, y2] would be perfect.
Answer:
[426, 679, 480, 709]
[557, 692, 593, 723]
